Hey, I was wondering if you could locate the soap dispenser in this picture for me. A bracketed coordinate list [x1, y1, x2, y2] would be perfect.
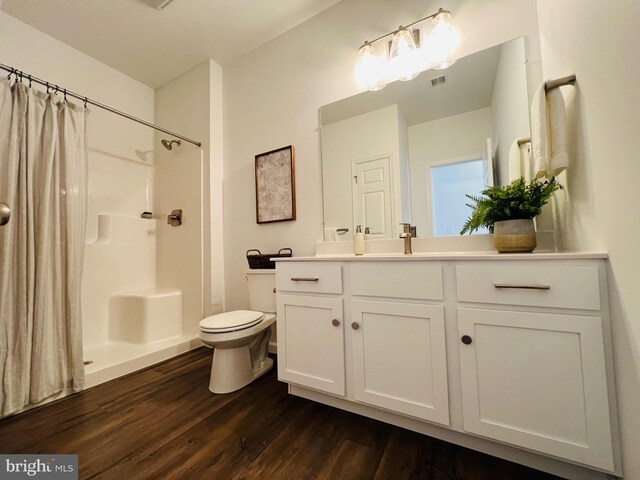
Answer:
[354, 225, 365, 255]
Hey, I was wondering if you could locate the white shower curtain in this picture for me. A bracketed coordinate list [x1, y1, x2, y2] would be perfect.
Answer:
[0, 78, 87, 417]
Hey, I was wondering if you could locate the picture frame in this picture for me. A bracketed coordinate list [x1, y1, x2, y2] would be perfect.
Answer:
[254, 145, 296, 224]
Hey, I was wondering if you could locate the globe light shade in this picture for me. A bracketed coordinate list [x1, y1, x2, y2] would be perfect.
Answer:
[428, 10, 460, 70]
[389, 26, 420, 81]
[355, 42, 388, 91]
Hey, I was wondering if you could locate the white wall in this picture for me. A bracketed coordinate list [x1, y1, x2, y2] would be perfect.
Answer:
[321, 105, 401, 240]
[408, 107, 493, 237]
[155, 60, 225, 336]
[490, 36, 531, 185]
[209, 62, 226, 314]
[397, 108, 412, 224]
[536, 1, 640, 478]
[223, 0, 541, 309]
[0, 12, 156, 347]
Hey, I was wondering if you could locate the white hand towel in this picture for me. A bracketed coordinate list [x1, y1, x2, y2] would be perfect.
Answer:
[508, 138, 522, 181]
[531, 83, 549, 178]
[530, 82, 569, 179]
[324, 227, 338, 242]
[547, 88, 569, 177]
[508, 137, 531, 182]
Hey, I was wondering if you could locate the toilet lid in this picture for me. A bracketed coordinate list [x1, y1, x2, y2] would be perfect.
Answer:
[200, 310, 265, 333]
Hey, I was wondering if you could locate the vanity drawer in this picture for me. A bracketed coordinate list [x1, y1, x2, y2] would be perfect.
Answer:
[276, 263, 342, 294]
[351, 263, 443, 301]
[456, 265, 601, 310]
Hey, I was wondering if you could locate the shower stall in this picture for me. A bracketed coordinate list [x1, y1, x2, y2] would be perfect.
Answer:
[0, 19, 222, 415]
[81, 209, 201, 388]
[78, 73, 211, 388]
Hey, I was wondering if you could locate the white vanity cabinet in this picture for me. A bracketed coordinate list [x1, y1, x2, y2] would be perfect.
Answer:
[455, 263, 615, 471]
[275, 255, 620, 480]
[275, 264, 345, 396]
[350, 300, 449, 425]
[348, 262, 449, 425]
[277, 294, 345, 395]
[457, 308, 614, 471]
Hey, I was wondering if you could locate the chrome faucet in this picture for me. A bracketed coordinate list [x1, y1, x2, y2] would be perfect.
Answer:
[399, 223, 412, 255]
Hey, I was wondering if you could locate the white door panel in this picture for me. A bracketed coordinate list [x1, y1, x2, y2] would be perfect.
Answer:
[353, 156, 393, 239]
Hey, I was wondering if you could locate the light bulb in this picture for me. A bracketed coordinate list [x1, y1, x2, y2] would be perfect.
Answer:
[428, 9, 459, 70]
[355, 42, 388, 91]
[389, 26, 419, 81]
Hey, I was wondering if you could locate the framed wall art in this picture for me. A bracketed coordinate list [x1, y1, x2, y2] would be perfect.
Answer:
[254, 145, 296, 224]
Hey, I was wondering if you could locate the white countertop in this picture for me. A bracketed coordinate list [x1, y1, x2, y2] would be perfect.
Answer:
[274, 251, 609, 262]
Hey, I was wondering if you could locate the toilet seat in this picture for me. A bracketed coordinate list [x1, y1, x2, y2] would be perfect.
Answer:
[199, 310, 265, 333]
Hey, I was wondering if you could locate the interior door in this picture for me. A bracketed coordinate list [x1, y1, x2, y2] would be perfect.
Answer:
[352, 156, 393, 239]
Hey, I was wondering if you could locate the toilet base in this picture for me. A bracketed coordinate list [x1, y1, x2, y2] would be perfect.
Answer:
[208, 346, 274, 394]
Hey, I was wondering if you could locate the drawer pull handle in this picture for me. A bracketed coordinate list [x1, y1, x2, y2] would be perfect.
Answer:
[461, 335, 473, 345]
[332, 319, 340, 327]
[494, 283, 551, 290]
[291, 277, 319, 282]
[351, 322, 360, 330]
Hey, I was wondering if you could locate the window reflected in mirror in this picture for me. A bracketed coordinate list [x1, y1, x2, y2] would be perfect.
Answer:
[431, 158, 490, 236]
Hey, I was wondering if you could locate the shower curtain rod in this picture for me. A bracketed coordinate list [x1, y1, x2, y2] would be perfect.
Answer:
[1, 63, 202, 147]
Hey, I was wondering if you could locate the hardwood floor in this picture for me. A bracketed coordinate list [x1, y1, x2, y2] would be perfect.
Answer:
[0, 348, 558, 479]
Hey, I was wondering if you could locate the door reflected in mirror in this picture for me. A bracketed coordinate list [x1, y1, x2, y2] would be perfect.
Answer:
[320, 37, 532, 240]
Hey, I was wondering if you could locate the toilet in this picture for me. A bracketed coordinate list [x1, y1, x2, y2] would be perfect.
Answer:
[199, 269, 276, 394]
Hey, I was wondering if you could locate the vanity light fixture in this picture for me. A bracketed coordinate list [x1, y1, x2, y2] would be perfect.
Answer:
[355, 7, 459, 91]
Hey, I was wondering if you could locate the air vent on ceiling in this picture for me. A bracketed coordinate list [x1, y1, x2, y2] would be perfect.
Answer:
[143, 0, 177, 10]
[429, 74, 448, 87]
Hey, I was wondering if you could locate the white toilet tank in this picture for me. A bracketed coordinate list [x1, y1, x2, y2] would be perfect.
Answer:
[246, 269, 276, 313]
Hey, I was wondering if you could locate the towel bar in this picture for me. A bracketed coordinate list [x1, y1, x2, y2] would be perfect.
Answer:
[545, 75, 576, 92]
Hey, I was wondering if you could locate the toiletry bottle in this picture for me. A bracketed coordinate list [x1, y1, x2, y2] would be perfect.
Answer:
[354, 225, 365, 255]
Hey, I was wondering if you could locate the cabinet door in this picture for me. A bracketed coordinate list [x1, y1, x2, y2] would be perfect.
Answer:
[458, 308, 614, 471]
[277, 295, 345, 396]
[351, 300, 449, 425]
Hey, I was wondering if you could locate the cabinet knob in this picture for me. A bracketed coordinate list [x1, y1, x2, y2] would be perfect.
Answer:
[461, 335, 473, 345]
[332, 319, 340, 327]
[351, 322, 360, 330]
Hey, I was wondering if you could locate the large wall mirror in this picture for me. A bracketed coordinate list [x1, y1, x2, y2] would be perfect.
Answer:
[320, 36, 532, 241]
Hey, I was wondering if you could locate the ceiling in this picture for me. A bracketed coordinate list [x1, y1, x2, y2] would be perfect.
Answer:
[321, 43, 502, 127]
[1, 0, 343, 88]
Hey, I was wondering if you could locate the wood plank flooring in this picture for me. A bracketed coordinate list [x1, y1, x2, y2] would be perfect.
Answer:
[0, 348, 559, 479]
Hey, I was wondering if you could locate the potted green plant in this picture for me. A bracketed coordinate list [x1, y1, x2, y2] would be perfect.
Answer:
[460, 177, 562, 253]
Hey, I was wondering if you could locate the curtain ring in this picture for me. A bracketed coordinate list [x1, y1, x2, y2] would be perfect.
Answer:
[18, 71, 24, 83]
[28, 74, 32, 88]
[46, 82, 50, 93]
[54, 85, 59, 95]
[6, 68, 14, 80]
[64, 89, 67, 102]
[83, 97, 88, 109]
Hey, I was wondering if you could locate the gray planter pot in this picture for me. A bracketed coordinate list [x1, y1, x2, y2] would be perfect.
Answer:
[493, 219, 536, 253]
